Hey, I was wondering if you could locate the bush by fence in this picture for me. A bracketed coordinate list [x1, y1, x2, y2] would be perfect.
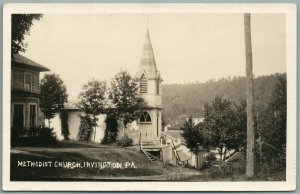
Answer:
[117, 133, 133, 147]
[11, 126, 57, 147]
[77, 115, 93, 142]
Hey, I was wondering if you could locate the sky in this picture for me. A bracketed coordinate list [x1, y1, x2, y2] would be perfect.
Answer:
[21, 13, 286, 100]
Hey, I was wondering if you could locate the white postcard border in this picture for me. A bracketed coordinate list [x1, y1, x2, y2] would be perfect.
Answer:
[2, 3, 297, 191]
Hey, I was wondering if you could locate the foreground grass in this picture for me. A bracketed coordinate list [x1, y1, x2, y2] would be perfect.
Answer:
[11, 141, 199, 181]
[183, 167, 286, 181]
[11, 141, 286, 181]
[183, 160, 286, 181]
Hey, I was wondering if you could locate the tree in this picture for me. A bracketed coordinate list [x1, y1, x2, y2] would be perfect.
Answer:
[271, 74, 287, 136]
[234, 99, 247, 149]
[244, 13, 255, 178]
[78, 79, 107, 142]
[161, 73, 285, 123]
[59, 110, 69, 140]
[181, 117, 206, 155]
[176, 114, 189, 128]
[11, 14, 43, 54]
[110, 70, 144, 131]
[203, 97, 241, 161]
[101, 112, 119, 144]
[40, 73, 68, 128]
[260, 74, 286, 161]
[161, 114, 167, 130]
[77, 115, 94, 142]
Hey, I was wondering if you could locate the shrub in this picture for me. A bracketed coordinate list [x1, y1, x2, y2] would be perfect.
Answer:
[205, 152, 217, 165]
[77, 115, 93, 142]
[117, 133, 133, 147]
[11, 126, 57, 147]
[101, 114, 118, 144]
[256, 154, 286, 178]
[37, 127, 57, 145]
[11, 127, 22, 147]
[210, 163, 235, 179]
[101, 131, 117, 145]
[60, 111, 70, 140]
[254, 142, 286, 179]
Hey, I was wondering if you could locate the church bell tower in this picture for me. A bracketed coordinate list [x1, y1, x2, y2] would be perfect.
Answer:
[136, 28, 163, 141]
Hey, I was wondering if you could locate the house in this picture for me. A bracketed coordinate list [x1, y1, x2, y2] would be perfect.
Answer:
[11, 54, 50, 131]
[189, 117, 204, 125]
[162, 129, 198, 167]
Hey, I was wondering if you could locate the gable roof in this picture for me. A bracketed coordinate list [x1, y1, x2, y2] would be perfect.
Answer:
[64, 100, 80, 110]
[63, 99, 117, 111]
[12, 53, 50, 72]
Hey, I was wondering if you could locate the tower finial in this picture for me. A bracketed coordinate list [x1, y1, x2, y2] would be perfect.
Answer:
[146, 15, 149, 29]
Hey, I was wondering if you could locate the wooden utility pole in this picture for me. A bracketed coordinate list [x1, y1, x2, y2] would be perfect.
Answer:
[244, 13, 255, 178]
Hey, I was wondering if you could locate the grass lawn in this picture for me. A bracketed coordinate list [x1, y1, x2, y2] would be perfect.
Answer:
[11, 141, 200, 181]
[11, 141, 285, 181]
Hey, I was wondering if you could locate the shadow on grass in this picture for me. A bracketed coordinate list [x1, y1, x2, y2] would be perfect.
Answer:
[55, 141, 105, 148]
[12, 139, 106, 149]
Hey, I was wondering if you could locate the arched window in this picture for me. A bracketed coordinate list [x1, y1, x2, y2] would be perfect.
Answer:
[140, 111, 151, 123]
[140, 74, 148, 94]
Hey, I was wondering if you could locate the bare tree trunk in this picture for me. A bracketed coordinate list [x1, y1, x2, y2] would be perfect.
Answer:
[123, 120, 127, 136]
[48, 119, 51, 128]
[244, 13, 255, 178]
[93, 115, 97, 142]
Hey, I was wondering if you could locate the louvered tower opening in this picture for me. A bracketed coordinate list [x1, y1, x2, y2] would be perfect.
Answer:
[140, 74, 148, 94]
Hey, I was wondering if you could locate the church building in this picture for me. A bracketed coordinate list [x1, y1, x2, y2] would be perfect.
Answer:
[51, 28, 163, 144]
[136, 28, 163, 142]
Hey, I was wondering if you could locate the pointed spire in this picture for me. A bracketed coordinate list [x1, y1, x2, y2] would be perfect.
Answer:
[137, 28, 158, 79]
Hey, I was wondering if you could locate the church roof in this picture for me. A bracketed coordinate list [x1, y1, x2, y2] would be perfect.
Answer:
[136, 29, 162, 81]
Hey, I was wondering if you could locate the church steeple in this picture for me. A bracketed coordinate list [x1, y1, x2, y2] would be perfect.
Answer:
[136, 27, 163, 142]
[137, 28, 161, 80]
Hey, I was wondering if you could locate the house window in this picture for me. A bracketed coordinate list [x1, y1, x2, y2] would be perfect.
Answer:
[156, 81, 159, 94]
[29, 104, 37, 128]
[140, 111, 151, 123]
[140, 74, 148, 94]
[13, 104, 24, 129]
[24, 73, 32, 92]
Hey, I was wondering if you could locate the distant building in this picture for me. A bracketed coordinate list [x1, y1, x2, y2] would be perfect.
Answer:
[186, 117, 204, 125]
[162, 129, 197, 167]
[164, 125, 180, 131]
[11, 54, 50, 130]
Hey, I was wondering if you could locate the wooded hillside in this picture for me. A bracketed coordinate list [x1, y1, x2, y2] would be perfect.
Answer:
[162, 73, 286, 123]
